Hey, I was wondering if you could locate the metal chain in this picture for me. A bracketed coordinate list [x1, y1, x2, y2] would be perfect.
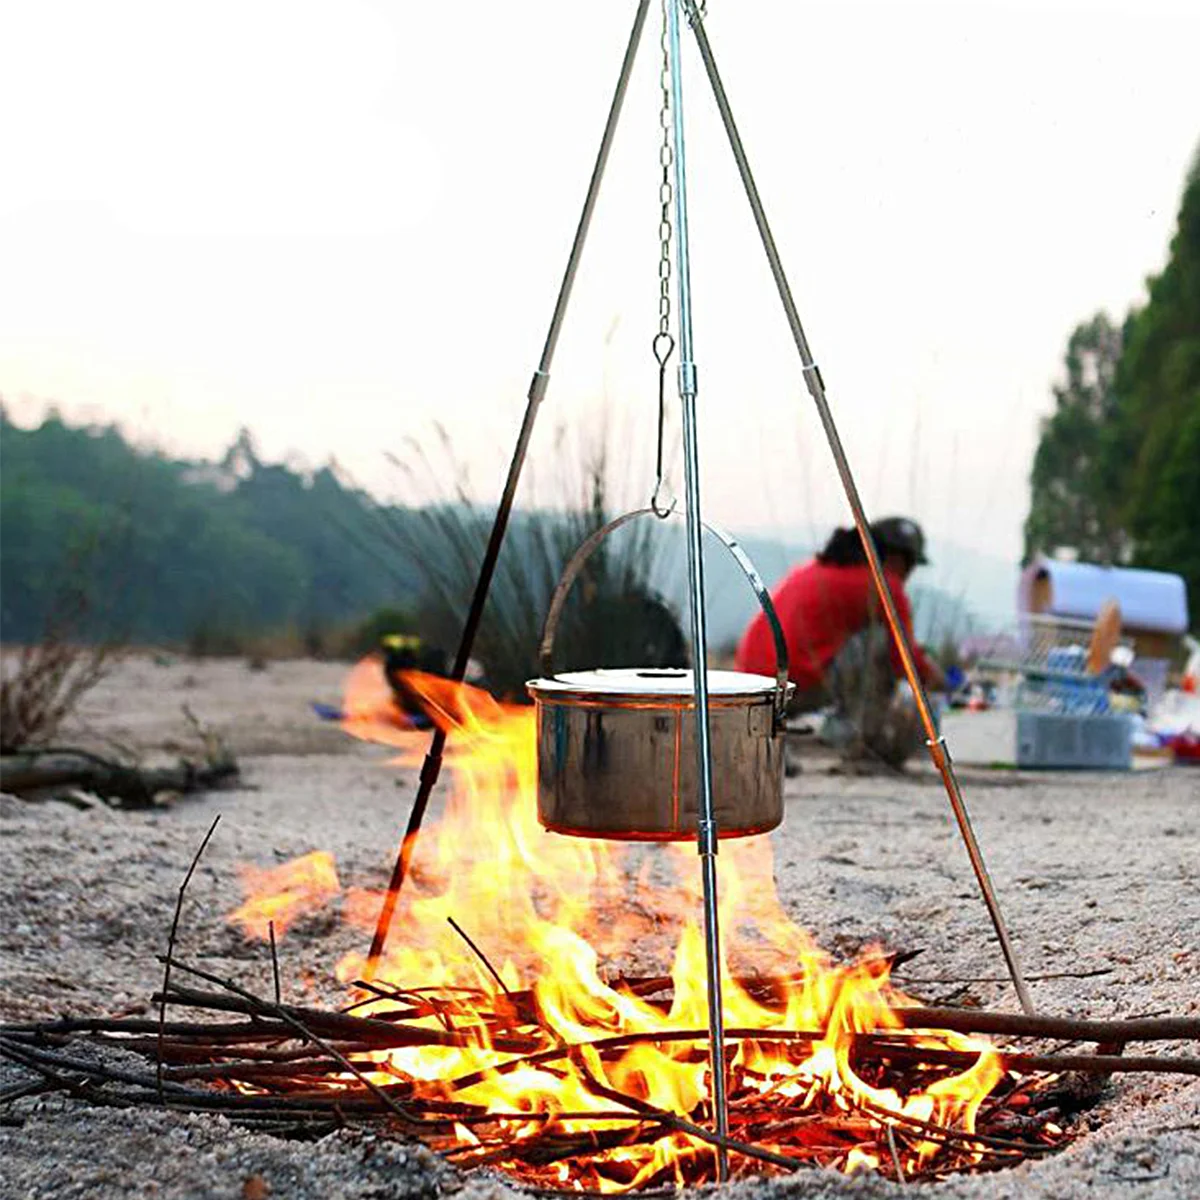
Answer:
[650, 0, 676, 519]
[656, 4, 674, 345]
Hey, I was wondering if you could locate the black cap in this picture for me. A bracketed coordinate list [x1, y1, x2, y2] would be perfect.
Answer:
[871, 516, 929, 566]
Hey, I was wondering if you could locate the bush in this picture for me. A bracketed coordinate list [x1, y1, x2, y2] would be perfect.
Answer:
[375, 421, 686, 700]
[0, 584, 119, 753]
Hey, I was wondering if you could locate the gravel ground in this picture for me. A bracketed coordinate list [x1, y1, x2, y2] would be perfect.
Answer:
[1, 656, 1197, 1198]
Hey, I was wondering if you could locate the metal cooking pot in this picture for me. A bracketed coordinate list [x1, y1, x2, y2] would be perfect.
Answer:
[526, 509, 793, 841]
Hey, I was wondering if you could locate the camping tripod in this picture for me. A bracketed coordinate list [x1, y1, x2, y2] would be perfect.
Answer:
[365, 0, 1034, 1175]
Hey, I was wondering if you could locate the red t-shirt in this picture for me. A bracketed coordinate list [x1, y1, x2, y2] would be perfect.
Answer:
[734, 560, 931, 692]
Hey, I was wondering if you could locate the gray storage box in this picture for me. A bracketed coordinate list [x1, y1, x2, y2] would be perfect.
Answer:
[1016, 710, 1132, 770]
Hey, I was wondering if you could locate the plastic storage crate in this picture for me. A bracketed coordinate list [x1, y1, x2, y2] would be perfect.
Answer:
[973, 615, 1135, 769]
[1016, 710, 1132, 770]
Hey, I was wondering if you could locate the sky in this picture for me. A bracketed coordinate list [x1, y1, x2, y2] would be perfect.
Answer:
[2, 0, 1197, 596]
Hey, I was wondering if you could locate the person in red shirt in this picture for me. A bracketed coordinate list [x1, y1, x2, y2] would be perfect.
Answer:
[736, 516, 946, 766]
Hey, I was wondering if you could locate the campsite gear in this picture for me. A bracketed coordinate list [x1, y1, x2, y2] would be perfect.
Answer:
[1017, 710, 1134, 770]
[367, 9, 1035, 1169]
[1169, 732, 1200, 763]
[1182, 637, 1200, 694]
[1035, 646, 1110, 715]
[528, 508, 793, 840]
[977, 608, 1141, 769]
[1020, 557, 1188, 682]
[527, 668, 788, 839]
[989, 608, 1136, 769]
[1086, 599, 1123, 675]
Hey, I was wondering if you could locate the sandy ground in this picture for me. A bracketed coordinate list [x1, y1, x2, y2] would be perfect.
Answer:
[1, 654, 1198, 1199]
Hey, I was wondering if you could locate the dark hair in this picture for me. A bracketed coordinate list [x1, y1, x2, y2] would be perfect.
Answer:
[816, 523, 920, 572]
[816, 526, 867, 566]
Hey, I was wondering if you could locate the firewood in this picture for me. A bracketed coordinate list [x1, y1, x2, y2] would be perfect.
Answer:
[0, 747, 238, 807]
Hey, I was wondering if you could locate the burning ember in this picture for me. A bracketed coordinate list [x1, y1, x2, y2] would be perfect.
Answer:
[227, 667, 1056, 1189]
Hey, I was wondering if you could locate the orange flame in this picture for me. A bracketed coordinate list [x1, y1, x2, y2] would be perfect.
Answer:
[335, 652, 422, 749]
[228, 850, 341, 940]
[230, 664, 1006, 1187]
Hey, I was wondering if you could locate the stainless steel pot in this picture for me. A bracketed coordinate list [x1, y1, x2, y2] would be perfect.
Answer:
[526, 509, 793, 841]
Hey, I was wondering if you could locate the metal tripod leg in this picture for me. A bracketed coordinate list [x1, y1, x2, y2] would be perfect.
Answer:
[364, 0, 653, 979]
[680, 1, 1034, 1016]
[666, 0, 729, 1178]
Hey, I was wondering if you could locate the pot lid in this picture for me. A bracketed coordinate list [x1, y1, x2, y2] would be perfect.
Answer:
[527, 667, 779, 698]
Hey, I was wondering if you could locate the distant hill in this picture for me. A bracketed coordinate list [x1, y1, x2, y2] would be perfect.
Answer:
[0, 412, 415, 645]
[0, 410, 1018, 660]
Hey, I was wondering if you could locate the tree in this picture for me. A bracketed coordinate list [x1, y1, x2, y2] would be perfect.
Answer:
[1111, 148, 1200, 611]
[1024, 145, 1200, 621]
[0, 414, 407, 646]
[1023, 312, 1127, 563]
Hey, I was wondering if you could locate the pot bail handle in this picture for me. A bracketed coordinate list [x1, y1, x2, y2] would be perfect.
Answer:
[539, 507, 792, 727]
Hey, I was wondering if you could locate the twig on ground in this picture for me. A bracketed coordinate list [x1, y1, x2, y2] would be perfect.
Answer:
[895, 1005, 1200, 1043]
[157, 815, 222, 1099]
[157, 955, 436, 1128]
[895, 966, 1114, 985]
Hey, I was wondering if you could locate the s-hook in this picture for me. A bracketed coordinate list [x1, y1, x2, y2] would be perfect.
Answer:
[650, 331, 676, 517]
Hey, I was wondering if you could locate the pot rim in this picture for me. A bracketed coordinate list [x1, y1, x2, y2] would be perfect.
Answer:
[526, 666, 785, 706]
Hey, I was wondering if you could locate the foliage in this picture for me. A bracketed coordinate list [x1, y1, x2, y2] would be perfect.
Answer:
[1025, 147, 1200, 619]
[376, 424, 686, 700]
[1112, 152, 1200, 607]
[0, 410, 686, 689]
[1023, 312, 1126, 563]
[0, 413, 412, 647]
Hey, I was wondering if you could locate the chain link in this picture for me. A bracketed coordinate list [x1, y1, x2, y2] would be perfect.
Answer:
[657, 0, 674, 341]
[650, 0, 677, 519]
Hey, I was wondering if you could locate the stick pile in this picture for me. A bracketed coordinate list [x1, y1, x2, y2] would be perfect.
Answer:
[3, 954, 1198, 1191]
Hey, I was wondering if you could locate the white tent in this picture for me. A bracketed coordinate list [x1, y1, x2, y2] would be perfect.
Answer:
[1018, 556, 1189, 635]
[1019, 556, 1189, 699]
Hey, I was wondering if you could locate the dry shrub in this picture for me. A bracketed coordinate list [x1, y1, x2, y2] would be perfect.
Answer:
[373, 419, 686, 699]
[0, 591, 119, 754]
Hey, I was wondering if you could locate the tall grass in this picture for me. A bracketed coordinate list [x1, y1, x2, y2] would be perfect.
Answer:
[369, 420, 686, 700]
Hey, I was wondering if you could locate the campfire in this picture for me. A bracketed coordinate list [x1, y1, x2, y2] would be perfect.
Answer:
[4, 664, 1199, 1193]
[227, 668, 1054, 1188]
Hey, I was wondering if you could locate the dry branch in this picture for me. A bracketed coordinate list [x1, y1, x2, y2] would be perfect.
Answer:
[894, 1005, 1200, 1044]
[159, 815, 222, 1098]
[7, 940, 1199, 1192]
[0, 747, 238, 807]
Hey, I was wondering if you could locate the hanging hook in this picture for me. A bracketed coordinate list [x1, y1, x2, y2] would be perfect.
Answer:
[650, 5, 677, 523]
[651, 332, 677, 518]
